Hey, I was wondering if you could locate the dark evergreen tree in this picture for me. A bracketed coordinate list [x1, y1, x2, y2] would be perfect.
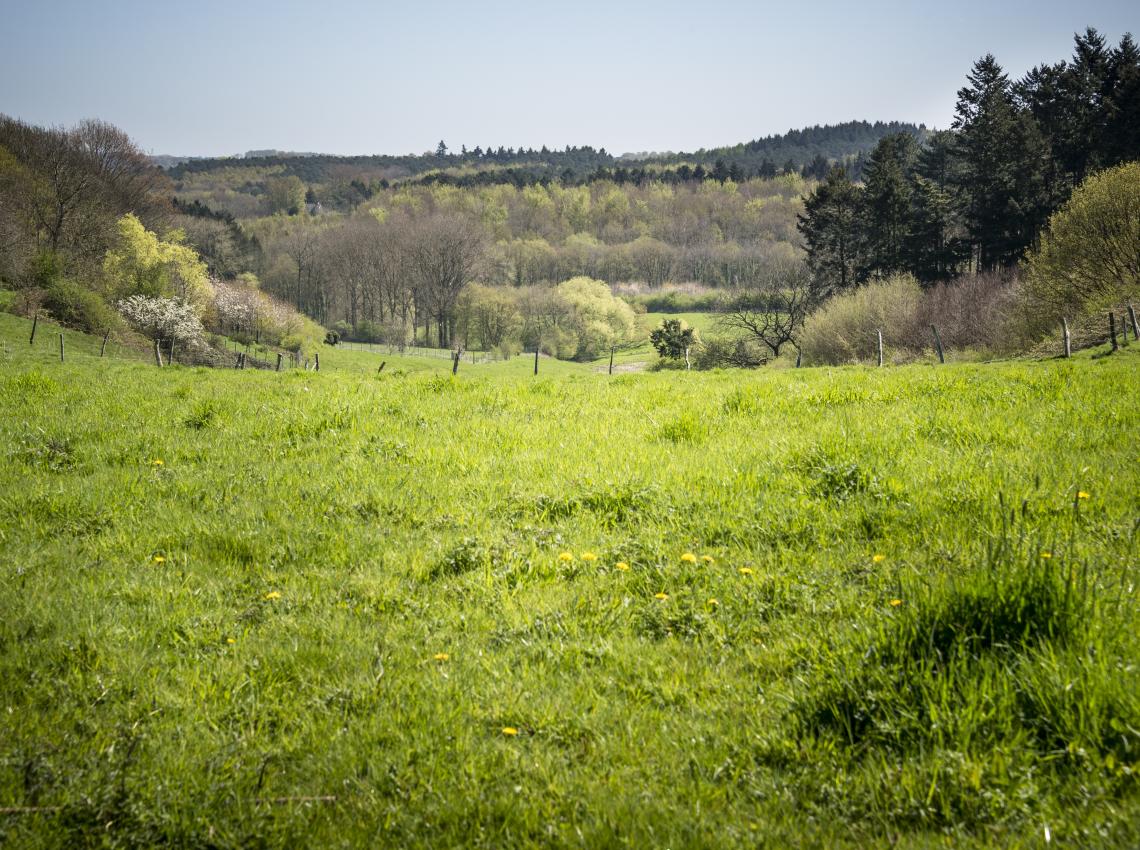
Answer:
[860, 133, 918, 276]
[797, 166, 865, 298]
[952, 55, 1048, 270]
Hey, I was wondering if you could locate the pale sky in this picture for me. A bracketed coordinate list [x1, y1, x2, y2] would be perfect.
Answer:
[0, 0, 1135, 157]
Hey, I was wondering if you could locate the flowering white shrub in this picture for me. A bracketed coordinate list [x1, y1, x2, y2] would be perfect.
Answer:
[117, 295, 207, 345]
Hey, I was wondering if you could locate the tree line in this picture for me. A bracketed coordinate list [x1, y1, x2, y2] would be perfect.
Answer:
[799, 29, 1140, 293]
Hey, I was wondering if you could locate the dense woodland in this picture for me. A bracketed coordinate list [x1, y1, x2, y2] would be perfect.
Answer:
[0, 28, 1136, 361]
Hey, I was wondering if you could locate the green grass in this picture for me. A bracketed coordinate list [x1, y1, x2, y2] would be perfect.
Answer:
[1, 311, 1138, 848]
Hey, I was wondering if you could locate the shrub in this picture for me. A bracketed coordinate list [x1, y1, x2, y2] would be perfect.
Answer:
[1024, 161, 1140, 329]
[799, 275, 923, 365]
[43, 279, 121, 335]
[693, 336, 767, 369]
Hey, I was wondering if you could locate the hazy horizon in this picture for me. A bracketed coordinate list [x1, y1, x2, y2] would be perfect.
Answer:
[1, 0, 1135, 158]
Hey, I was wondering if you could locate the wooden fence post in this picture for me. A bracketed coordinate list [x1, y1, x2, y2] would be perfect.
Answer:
[796, 348, 802, 368]
[1122, 310, 1132, 347]
[59, 333, 65, 363]
[1109, 312, 1118, 351]
[154, 339, 163, 367]
[29, 313, 38, 345]
[609, 346, 615, 375]
[930, 324, 945, 364]
[684, 346, 691, 370]
[452, 350, 460, 375]
[1062, 318, 1071, 358]
[169, 339, 176, 365]
[377, 361, 386, 374]
[877, 329, 884, 367]
[100, 332, 108, 357]
[1128, 303, 1140, 340]
[315, 352, 320, 372]
[276, 352, 283, 372]
[534, 348, 539, 376]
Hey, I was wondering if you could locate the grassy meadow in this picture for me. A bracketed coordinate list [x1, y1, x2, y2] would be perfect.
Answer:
[1, 310, 1138, 848]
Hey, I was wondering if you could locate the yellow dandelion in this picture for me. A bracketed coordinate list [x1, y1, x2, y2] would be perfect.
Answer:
[581, 552, 598, 562]
[433, 652, 450, 661]
[707, 598, 720, 607]
[655, 592, 669, 600]
[264, 591, 282, 600]
[151, 459, 164, 466]
[226, 637, 236, 644]
[738, 567, 754, 576]
[615, 562, 630, 571]
[680, 552, 697, 564]
[1077, 491, 1090, 500]
[701, 555, 715, 564]
[501, 726, 519, 736]
[889, 598, 903, 607]
[872, 554, 886, 563]
[1041, 551, 1053, 559]
[558, 551, 574, 562]
[151, 554, 166, 564]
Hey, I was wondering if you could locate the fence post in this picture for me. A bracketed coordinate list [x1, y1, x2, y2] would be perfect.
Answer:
[534, 348, 539, 376]
[877, 329, 884, 367]
[451, 350, 459, 375]
[378, 361, 386, 374]
[1129, 303, 1140, 340]
[100, 332, 108, 357]
[315, 353, 320, 372]
[796, 348, 802, 368]
[29, 313, 38, 345]
[930, 324, 945, 364]
[609, 346, 615, 375]
[1109, 312, 1118, 351]
[59, 333, 65, 363]
[169, 339, 176, 365]
[276, 352, 283, 372]
[1062, 318, 1071, 358]
[685, 346, 691, 370]
[154, 339, 163, 367]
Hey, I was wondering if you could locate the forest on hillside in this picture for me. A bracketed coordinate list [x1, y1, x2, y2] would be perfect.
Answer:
[0, 28, 1137, 363]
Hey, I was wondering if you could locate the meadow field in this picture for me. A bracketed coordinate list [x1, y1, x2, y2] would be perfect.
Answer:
[1, 312, 1138, 848]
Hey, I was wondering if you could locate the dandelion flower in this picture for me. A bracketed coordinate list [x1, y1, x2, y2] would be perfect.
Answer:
[264, 591, 282, 600]
[680, 553, 697, 564]
[433, 653, 450, 661]
[1041, 551, 1052, 559]
[701, 555, 715, 564]
[889, 598, 903, 607]
[151, 459, 164, 466]
[707, 598, 720, 607]
[872, 554, 886, 563]
[558, 552, 574, 562]
[1077, 491, 1090, 500]
[615, 562, 630, 571]
[151, 555, 166, 564]
[738, 567, 754, 576]
[226, 637, 236, 645]
[501, 726, 519, 736]
[655, 592, 669, 600]
[581, 552, 598, 562]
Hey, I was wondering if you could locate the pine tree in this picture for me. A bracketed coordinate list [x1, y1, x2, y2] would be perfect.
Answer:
[952, 55, 1048, 270]
[861, 133, 918, 277]
[797, 166, 865, 299]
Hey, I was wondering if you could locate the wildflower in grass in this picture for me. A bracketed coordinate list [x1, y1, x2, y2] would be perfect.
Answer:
[738, 567, 754, 576]
[264, 591, 282, 600]
[558, 552, 574, 562]
[1041, 551, 1053, 559]
[226, 638, 236, 645]
[655, 592, 669, 600]
[707, 598, 719, 607]
[433, 653, 450, 661]
[151, 555, 166, 564]
[502, 726, 519, 736]
[151, 459, 164, 466]
[581, 552, 598, 562]
[872, 554, 886, 563]
[701, 555, 715, 564]
[1077, 491, 1090, 500]
[889, 598, 903, 607]
[680, 553, 697, 564]
[615, 562, 630, 571]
